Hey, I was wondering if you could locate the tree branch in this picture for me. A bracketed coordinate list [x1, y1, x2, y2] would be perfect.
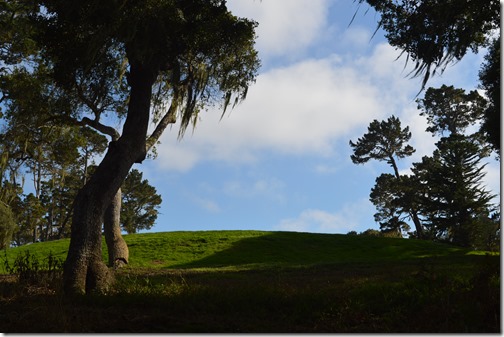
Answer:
[80, 117, 120, 141]
[145, 98, 178, 152]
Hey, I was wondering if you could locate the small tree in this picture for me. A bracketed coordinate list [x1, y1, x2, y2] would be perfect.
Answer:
[11, 193, 46, 246]
[369, 173, 411, 237]
[350, 115, 422, 237]
[121, 169, 162, 234]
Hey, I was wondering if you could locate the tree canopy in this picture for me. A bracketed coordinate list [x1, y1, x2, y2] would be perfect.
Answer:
[360, 0, 500, 88]
[349, 115, 415, 177]
[1, 0, 260, 294]
[351, 85, 498, 247]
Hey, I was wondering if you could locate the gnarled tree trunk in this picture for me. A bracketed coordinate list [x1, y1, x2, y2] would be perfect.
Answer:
[104, 187, 129, 268]
[63, 61, 158, 295]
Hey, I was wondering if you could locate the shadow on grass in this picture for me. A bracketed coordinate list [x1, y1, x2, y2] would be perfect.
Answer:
[168, 231, 473, 270]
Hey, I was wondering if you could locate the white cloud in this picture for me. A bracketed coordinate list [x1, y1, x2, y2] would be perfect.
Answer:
[154, 43, 417, 172]
[275, 198, 375, 234]
[227, 0, 330, 59]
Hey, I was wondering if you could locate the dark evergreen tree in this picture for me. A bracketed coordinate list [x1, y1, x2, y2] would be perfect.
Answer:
[350, 115, 422, 237]
[121, 169, 162, 234]
[369, 173, 410, 237]
[412, 85, 497, 247]
[0, 201, 16, 249]
[350, 115, 415, 177]
[412, 135, 496, 247]
[417, 85, 487, 137]
[478, 36, 501, 156]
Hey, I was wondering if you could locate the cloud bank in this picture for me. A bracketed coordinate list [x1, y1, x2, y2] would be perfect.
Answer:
[153, 42, 419, 172]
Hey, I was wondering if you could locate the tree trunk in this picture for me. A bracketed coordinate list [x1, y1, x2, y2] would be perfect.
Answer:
[104, 187, 129, 268]
[410, 210, 424, 239]
[63, 61, 158, 295]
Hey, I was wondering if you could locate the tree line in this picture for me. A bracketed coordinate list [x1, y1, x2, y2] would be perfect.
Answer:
[350, 0, 500, 251]
[350, 86, 499, 250]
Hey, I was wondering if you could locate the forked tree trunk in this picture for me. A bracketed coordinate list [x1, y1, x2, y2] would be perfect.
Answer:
[63, 61, 158, 295]
[104, 188, 129, 268]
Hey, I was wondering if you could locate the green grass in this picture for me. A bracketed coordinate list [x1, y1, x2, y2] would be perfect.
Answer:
[0, 230, 499, 333]
[2, 230, 486, 272]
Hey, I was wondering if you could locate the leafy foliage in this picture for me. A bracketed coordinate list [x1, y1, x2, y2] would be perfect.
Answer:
[121, 169, 162, 234]
[2, 249, 63, 284]
[369, 174, 411, 236]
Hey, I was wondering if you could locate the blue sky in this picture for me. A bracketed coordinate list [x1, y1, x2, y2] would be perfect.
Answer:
[137, 0, 500, 234]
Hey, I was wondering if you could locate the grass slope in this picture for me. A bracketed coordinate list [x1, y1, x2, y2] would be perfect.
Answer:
[0, 230, 500, 333]
[1, 230, 484, 271]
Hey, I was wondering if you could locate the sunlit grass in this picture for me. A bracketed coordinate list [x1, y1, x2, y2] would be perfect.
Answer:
[2, 230, 484, 273]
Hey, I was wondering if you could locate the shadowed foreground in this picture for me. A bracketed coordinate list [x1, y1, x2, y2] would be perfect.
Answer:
[0, 231, 499, 332]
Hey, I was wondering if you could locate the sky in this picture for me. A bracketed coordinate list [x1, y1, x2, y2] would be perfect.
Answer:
[136, 0, 501, 235]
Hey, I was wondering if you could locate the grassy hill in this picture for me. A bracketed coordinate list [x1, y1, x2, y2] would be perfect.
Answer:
[0, 230, 500, 333]
[1, 230, 486, 270]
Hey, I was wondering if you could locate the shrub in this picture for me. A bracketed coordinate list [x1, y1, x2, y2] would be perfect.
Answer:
[359, 229, 381, 237]
[2, 250, 64, 285]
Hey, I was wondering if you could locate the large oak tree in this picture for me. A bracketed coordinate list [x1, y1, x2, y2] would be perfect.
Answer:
[4, 0, 260, 294]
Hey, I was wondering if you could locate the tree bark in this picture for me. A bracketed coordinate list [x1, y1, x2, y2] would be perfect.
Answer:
[63, 61, 158, 295]
[411, 210, 424, 239]
[104, 187, 129, 268]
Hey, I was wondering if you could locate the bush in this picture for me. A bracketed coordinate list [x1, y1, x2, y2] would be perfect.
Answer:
[359, 229, 381, 237]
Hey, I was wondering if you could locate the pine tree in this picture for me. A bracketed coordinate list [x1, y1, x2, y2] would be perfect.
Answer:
[350, 115, 421, 237]
[412, 135, 496, 246]
[413, 85, 497, 247]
